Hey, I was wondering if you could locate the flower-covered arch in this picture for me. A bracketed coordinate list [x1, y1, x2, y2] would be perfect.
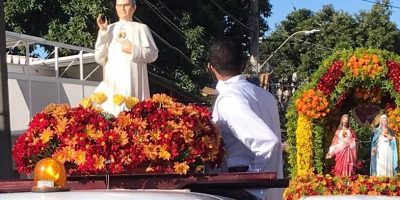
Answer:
[286, 48, 400, 176]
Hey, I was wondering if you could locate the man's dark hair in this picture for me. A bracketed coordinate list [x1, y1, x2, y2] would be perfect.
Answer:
[208, 38, 244, 76]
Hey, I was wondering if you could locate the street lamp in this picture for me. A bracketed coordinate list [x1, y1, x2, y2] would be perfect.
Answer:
[258, 29, 320, 73]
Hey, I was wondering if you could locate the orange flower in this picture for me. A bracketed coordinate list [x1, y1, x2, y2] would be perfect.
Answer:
[295, 89, 329, 119]
[94, 155, 106, 170]
[73, 150, 87, 165]
[173, 161, 190, 175]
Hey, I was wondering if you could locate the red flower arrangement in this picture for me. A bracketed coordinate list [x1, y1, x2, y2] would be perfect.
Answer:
[317, 61, 344, 95]
[113, 94, 223, 174]
[387, 61, 400, 93]
[12, 94, 223, 175]
[284, 174, 400, 200]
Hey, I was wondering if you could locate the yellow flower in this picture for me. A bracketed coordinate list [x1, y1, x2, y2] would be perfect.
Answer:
[125, 96, 139, 109]
[40, 127, 54, 143]
[80, 97, 92, 108]
[158, 147, 171, 160]
[73, 150, 86, 165]
[94, 155, 106, 170]
[173, 161, 190, 175]
[296, 114, 314, 176]
[113, 94, 125, 106]
[91, 92, 108, 105]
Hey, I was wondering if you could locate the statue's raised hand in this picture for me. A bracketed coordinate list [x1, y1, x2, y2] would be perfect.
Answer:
[97, 14, 108, 31]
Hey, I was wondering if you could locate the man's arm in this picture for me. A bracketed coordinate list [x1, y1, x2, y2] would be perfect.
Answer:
[217, 96, 281, 172]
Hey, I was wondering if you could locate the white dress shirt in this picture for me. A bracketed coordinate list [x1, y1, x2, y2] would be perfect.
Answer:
[212, 75, 283, 200]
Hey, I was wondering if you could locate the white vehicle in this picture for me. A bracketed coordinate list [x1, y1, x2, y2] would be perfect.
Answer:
[0, 189, 235, 200]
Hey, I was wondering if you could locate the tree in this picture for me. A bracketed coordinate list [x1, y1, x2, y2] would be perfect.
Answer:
[261, 1, 400, 131]
[4, 0, 272, 93]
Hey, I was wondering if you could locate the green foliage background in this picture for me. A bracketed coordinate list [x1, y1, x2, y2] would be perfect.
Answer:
[4, 0, 272, 93]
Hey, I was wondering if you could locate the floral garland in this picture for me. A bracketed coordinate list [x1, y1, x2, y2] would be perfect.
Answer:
[316, 60, 344, 96]
[387, 61, 400, 93]
[12, 93, 223, 175]
[295, 115, 314, 175]
[387, 107, 400, 161]
[286, 48, 400, 177]
[347, 53, 383, 78]
[295, 89, 330, 119]
[284, 174, 400, 200]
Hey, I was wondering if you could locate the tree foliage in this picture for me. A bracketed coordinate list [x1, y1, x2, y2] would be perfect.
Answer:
[4, 0, 272, 93]
[261, 1, 400, 130]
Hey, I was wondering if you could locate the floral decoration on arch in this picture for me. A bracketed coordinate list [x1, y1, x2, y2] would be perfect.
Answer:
[285, 48, 400, 177]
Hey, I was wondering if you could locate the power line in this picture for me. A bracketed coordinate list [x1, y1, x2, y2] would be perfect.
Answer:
[209, 0, 251, 30]
[154, 0, 181, 22]
[142, 0, 208, 44]
[360, 0, 400, 9]
[134, 16, 192, 63]
[142, 0, 186, 39]
[134, 17, 206, 72]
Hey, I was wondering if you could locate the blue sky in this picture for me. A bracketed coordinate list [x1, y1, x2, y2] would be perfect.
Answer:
[267, 0, 400, 33]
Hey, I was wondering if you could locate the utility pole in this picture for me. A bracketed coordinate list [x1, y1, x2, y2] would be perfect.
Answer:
[249, 0, 259, 73]
[0, 0, 13, 179]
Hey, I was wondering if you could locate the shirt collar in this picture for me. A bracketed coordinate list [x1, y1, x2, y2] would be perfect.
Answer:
[216, 75, 246, 94]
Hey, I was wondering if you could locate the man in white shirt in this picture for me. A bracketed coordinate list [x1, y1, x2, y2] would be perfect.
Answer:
[94, 0, 159, 115]
[208, 39, 283, 200]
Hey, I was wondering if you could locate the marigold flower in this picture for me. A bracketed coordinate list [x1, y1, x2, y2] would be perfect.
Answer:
[56, 117, 68, 134]
[40, 127, 54, 143]
[94, 155, 106, 170]
[73, 150, 87, 165]
[118, 130, 129, 146]
[43, 103, 70, 117]
[158, 147, 171, 160]
[152, 93, 174, 105]
[173, 161, 190, 175]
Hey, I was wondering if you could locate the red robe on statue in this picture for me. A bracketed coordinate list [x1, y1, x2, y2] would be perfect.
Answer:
[328, 129, 357, 176]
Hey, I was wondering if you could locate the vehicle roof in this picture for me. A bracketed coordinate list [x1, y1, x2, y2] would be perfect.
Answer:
[0, 189, 235, 200]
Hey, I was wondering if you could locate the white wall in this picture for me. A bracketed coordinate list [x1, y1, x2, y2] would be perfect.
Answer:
[8, 73, 99, 136]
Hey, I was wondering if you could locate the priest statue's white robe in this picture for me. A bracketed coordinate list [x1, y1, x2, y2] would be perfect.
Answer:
[94, 20, 158, 116]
